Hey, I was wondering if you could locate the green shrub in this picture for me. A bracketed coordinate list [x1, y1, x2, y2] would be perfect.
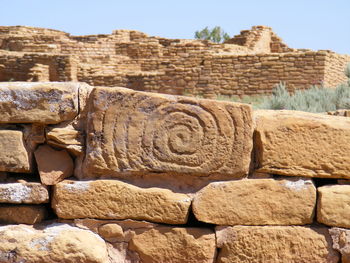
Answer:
[194, 26, 230, 43]
[258, 81, 350, 113]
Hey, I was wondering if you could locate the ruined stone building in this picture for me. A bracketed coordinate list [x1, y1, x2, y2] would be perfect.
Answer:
[0, 25, 349, 97]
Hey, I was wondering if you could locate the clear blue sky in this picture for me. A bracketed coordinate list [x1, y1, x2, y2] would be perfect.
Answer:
[1, 0, 349, 54]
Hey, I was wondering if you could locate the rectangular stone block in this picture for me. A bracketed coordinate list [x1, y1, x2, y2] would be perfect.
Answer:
[0, 182, 49, 204]
[193, 178, 316, 225]
[82, 87, 253, 178]
[0, 205, 47, 224]
[255, 110, 350, 178]
[317, 185, 350, 228]
[0, 130, 30, 173]
[216, 226, 339, 263]
[52, 180, 191, 224]
[0, 82, 79, 124]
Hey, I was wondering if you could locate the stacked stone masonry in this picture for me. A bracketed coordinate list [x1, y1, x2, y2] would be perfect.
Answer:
[0, 25, 349, 98]
[2, 82, 350, 262]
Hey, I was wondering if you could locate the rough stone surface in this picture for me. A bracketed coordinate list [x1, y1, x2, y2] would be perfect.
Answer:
[0, 182, 49, 204]
[129, 226, 216, 263]
[192, 178, 316, 225]
[0, 223, 109, 263]
[255, 110, 350, 178]
[317, 185, 350, 228]
[98, 223, 124, 241]
[216, 226, 339, 263]
[0, 130, 30, 173]
[0, 205, 47, 224]
[52, 180, 191, 224]
[46, 125, 84, 156]
[0, 82, 79, 124]
[83, 87, 253, 178]
[329, 227, 350, 263]
[34, 145, 74, 185]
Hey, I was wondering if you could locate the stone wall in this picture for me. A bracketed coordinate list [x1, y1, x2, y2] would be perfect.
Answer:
[2, 82, 350, 262]
[0, 25, 349, 98]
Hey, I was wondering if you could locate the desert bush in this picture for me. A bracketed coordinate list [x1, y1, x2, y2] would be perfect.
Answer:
[194, 26, 230, 43]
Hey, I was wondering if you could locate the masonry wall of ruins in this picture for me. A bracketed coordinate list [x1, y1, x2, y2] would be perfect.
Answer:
[1, 82, 350, 262]
[0, 25, 349, 97]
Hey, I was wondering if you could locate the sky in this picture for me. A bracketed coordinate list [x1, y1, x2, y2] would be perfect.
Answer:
[0, 0, 349, 54]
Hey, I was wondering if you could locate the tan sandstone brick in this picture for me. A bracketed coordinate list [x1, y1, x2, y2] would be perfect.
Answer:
[0, 82, 79, 124]
[192, 178, 316, 225]
[52, 180, 191, 224]
[255, 110, 350, 178]
[317, 185, 350, 228]
[216, 226, 339, 263]
[82, 87, 253, 178]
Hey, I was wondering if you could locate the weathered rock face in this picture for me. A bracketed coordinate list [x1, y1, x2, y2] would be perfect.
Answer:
[216, 226, 339, 263]
[317, 185, 350, 227]
[34, 145, 74, 185]
[0, 182, 49, 204]
[129, 226, 216, 263]
[192, 178, 316, 225]
[52, 180, 191, 224]
[0, 205, 47, 224]
[75, 218, 216, 263]
[0, 223, 109, 263]
[0, 130, 31, 173]
[82, 87, 253, 178]
[0, 82, 79, 124]
[255, 110, 350, 178]
[329, 227, 350, 263]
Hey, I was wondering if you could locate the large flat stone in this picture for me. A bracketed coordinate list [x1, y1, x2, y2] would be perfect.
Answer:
[52, 180, 191, 224]
[0, 130, 30, 173]
[0, 182, 49, 204]
[129, 226, 216, 263]
[216, 226, 339, 263]
[255, 110, 350, 178]
[82, 87, 253, 178]
[192, 178, 316, 225]
[317, 185, 350, 227]
[0, 205, 47, 224]
[0, 223, 109, 263]
[0, 82, 79, 124]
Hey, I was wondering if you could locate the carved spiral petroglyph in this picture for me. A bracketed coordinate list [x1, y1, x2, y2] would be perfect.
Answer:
[100, 95, 236, 174]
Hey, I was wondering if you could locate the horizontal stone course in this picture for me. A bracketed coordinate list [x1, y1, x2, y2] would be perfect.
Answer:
[255, 110, 350, 179]
[0, 182, 49, 204]
[216, 225, 339, 263]
[0, 82, 79, 124]
[52, 180, 191, 224]
[192, 178, 316, 225]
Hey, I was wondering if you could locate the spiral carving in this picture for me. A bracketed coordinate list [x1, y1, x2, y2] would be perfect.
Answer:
[85, 88, 252, 177]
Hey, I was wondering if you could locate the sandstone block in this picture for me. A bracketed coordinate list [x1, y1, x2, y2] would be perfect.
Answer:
[52, 180, 191, 224]
[0, 205, 47, 224]
[0, 223, 109, 263]
[192, 178, 316, 225]
[216, 226, 339, 263]
[0, 130, 30, 173]
[317, 185, 350, 227]
[82, 87, 253, 178]
[0, 182, 49, 204]
[34, 145, 74, 185]
[129, 226, 216, 263]
[0, 82, 79, 124]
[329, 227, 350, 263]
[255, 110, 350, 178]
